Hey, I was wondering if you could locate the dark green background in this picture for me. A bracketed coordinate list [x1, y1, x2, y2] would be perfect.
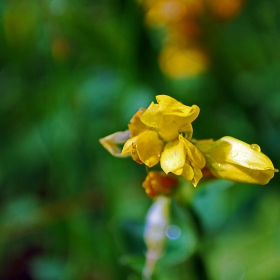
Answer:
[1, 0, 280, 279]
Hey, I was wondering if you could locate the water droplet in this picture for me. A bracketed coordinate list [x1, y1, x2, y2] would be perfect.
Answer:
[231, 151, 238, 158]
[165, 225, 181, 240]
[250, 144, 261, 152]
[213, 162, 224, 171]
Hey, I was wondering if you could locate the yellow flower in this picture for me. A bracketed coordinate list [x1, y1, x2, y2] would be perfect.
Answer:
[100, 95, 277, 188]
[196, 136, 278, 185]
[121, 95, 205, 186]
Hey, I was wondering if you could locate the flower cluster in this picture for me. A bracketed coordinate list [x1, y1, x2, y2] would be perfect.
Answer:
[138, 0, 244, 78]
[100, 95, 277, 198]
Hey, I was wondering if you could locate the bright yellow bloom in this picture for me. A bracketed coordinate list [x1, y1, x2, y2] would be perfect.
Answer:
[100, 95, 277, 189]
[196, 136, 278, 185]
[121, 95, 205, 186]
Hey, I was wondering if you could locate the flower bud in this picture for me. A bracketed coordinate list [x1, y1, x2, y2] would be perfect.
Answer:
[142, 171, 179, 198]
[196, 136, 278, 185]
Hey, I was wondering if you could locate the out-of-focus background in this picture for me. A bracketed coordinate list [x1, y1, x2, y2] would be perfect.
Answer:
[1, 0, 280, 279]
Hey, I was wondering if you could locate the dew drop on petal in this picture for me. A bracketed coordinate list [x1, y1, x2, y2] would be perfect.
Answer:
[250, 144, 261, 152]
[213, 162, 224, 171]
[165, 225, 181, 240]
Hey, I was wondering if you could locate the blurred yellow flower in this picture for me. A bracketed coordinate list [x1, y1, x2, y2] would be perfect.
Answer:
[139, 0, 245, 79]
[159, 45, 209, 78]
[196, 136, 278, 185]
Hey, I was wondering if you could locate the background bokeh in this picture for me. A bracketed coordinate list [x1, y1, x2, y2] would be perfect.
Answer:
[1, 0, 280, 279]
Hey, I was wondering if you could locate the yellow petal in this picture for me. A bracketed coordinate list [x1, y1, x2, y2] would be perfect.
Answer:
[99, 130, 130, 157]
[122, 135, 143, 163]
[181, 136, 206, 169]
[160, 136, 186, 174]
[136, 130, 164, 167]
[181, 162, 194, 181]
[156, 95, 200, 123]
[141, 95, 200, 141]
[122, 135, 138, 155]
[192, 168, 203, 187]
[140, 102, 162, 129]
[157, 115, 194, 141]
[128, 108, 148, 137]
[210, 162, 275, 185]
[179, 122, 193, 140]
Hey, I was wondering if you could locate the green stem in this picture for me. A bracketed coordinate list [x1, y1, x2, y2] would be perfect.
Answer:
[188, 205, 210, 280]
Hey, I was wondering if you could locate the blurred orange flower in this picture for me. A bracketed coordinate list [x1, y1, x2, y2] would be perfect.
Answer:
[142, 171, 179, 198]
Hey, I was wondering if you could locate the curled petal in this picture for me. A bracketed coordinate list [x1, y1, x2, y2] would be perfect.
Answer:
[156, 95, 200, 122]
[160, 136, 186, 174]
[141, 95, 200, 141]
[99, 130, 130, 157]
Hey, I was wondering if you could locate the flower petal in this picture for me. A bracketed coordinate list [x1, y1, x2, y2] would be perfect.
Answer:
[140, 102, 162, 129]
[209, 162, 275, 185]
[128, 108, 148, 137]
[192, 168, 203, 187]
[160, 136, 186, 174]
[181, 162, 194, 181]
[156, 95, 200, 121]
[141, 95, 200, 141]
[122, 135, 143, 163]
[136, 130, 164, 167]
[99, 130, 131, 157]
[181, 136, 206, 168]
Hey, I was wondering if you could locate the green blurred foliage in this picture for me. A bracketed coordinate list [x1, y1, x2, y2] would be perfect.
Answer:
[1, 0, 280, 279]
